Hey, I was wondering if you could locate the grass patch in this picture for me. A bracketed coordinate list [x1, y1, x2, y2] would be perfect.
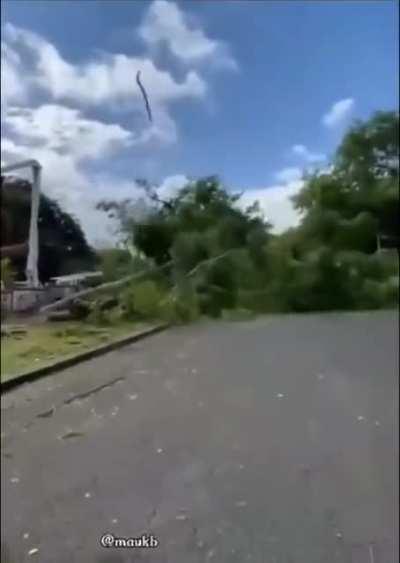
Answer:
[1, 320, 146, 382]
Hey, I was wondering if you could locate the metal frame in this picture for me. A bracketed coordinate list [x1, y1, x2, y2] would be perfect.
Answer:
[1, 159, 42, 287]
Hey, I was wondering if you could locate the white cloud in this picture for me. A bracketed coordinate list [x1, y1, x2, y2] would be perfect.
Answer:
[292, 144, 326, 163]
[4, 104, 133, 160]
[1, 42, 27, 110]
[158, 173, 188, 199]
[322, 98, 354, 128]
[0, 14, 237, 247]
[3, 110, 304, 241]
[136, 105, 178, 145]
[274, 167, 303, 184]
[0, 20, 210, 245]
[2, 22, 209, 148]
[2, 135, 89, 207]
[1, 137, 139, 246]
[1, 103, 143, 244]
[239, 181, 304, 233]
[1, 105, 189, 246]
[3, 23, 207, 106]
[139, 0, 238, 70]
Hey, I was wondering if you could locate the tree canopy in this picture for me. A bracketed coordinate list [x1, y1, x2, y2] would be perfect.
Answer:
[96, 110, 398, 320]
[294, 111, 399, 249]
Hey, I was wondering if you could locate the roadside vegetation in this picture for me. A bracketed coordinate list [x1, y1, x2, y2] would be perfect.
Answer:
[95, 111, 399, 322]
[1, 111, 398, 379]
[0, 320, 148, 381]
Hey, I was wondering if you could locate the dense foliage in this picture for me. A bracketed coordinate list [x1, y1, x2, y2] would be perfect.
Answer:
[97, 111, 398, 322]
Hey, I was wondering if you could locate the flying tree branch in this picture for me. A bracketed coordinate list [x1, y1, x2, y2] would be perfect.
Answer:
[136, 71, 153, 123]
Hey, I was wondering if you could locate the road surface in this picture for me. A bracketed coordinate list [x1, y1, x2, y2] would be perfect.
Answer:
[1, 312, 399, 563]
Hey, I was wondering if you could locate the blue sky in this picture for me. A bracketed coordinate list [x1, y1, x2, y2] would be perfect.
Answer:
[1, 0, 398, 244]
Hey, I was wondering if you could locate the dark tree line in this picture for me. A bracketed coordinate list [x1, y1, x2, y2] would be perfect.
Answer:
[1, 176, 96, 282]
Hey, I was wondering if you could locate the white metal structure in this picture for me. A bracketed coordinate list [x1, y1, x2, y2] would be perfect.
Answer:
[1, 159, 42, 287]
[50, 271, 103, 286]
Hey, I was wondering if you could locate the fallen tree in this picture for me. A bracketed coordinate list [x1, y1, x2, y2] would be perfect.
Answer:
[41, 250, 234, 316]
[40, 261, 173, 313]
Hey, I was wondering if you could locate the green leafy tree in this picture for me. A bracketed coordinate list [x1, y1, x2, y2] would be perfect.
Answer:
[294, 111, 399, 252]
[97, 247, 148, 282]
[287, 111, 399, 310]
[98, 176, 271, 317]
[335, 111, 398, 246]
[96, 111, 398, 319]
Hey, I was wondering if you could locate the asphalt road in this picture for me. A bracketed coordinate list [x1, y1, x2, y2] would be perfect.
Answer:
[1, 312, 398, 563]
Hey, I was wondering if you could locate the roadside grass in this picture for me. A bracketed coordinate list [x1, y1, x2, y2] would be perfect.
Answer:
[1, 320, 146, 382]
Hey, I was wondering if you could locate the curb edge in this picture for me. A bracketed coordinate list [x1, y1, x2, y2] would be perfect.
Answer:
[1, 323, 169, 393]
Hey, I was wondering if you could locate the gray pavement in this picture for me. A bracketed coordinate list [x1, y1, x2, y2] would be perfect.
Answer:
[1, 312, 399, 563]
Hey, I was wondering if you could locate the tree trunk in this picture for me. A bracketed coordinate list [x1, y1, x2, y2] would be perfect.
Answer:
[40, 261, 173, 313]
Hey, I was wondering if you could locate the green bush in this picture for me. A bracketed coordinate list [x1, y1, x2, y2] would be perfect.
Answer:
[120, 284, 137, 319]
[121, 280, 164, 320]
[86, 301, 112, 326]
[1, 258, 16, 288]
[381, 276, 399, 307]
[357, 278, 393, 309]
[160, 287, 200, 324]
[378, 251, 399, 278]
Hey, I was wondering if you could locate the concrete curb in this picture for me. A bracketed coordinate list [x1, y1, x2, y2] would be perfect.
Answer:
[1, 323, 169, 393]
